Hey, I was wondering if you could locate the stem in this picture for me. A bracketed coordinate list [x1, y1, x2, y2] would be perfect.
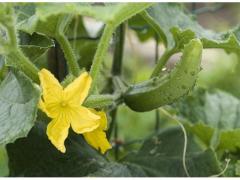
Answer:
[1, 6, 39, 83]
[55, 33, 80, 77]
[90, 24, 114, 91]
[155, 109, 160, 131]
[151, 48, 176, 78]
[8, 50, 39, 83]
[107, 109, 117, 139]
[140, 11, 167, 46]
[114, 118, 119, 161]
[110, 24, 125, 160]
[7, 24, 17, 49]
[210, 159, 230, 177]
[72, 15, 79, 51]
[159, 108, 190, 177]
[112, 24, 125, 76]
[83, 94, 119, 109]
[154, 34, 160, 132]
[4, 6, 17, 49]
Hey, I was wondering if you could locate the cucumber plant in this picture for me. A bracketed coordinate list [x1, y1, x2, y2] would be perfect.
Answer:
[0, 2, 239, 177]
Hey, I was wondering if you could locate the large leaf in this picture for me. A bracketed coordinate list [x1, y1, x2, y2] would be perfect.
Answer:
[17, 3, 153, 36]
[7, 120, 146, 177]
[175, 88, 240, 152]
[122, 127, 222, 177]
[0, 70, 40, 145]
[89, 162, 147, 177]
[7, 121, 107, 177]
[143, 3, 240, 52]
[36, 3, 153, 27]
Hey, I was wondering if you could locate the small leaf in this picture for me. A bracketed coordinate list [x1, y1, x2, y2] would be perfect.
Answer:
[0, 70, 40, 145]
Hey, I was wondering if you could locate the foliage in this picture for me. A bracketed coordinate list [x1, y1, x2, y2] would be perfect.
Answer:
[0, 2, 239, 177]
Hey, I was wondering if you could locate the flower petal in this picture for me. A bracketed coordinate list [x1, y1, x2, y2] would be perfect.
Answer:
[38, 69, 63, 102]
[46, 115, 70, 153]
[38, 69, 63, 118]
[89, 109, 108, 131]
[70, 106, 100, 134]
[83, 130, 112, 154]
[64, 72, 92, 106]
[38, 97, 47, 113]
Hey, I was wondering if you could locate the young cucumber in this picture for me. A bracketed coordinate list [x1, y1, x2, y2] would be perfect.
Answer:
[124, 39, 203, 112]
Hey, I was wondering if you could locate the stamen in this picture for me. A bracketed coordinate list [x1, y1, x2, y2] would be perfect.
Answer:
[60, 101, 67, 107]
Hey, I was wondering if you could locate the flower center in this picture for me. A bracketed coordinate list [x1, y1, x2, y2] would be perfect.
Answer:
[60, 101, 67, 107]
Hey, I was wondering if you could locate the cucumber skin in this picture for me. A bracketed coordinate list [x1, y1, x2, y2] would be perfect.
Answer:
[123, 39, 203, 112]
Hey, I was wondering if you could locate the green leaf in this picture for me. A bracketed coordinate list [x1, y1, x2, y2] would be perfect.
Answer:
[18, 13, 73, 37]
[0, 70, 40, 145]
[143, 3, 240, 52]
[122, 127, 222, 177]
[7, 121, 108, 177]
[7, 120, 145, 177]
[128, 14, 156, 42]
[14, 3, 36, 23]
[17, 3, 153, 37]
[0, 146, 9, 177]
[19, 31, 54, 61]
[175, 88, 240, 152]
[89, 162, 146, 177]
[35, 3, 153, 28]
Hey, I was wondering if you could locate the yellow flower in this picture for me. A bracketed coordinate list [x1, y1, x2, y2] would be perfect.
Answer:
[38, 68, 101, 153]
[83, 110, 112, 154]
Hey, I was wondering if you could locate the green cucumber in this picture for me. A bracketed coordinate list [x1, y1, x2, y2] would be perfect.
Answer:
[124, 39, 203, 112]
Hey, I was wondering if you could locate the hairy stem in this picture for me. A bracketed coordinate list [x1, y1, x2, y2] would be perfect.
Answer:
[6, 12, 39, 82]
[55, 33, 80, 77]
[9, 50, 39, 83]
[90, 24, 114, 91]
[7, 24, 17, 49]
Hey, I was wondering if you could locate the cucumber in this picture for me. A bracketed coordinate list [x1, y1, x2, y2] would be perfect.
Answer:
[124, 39, 203, 112]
